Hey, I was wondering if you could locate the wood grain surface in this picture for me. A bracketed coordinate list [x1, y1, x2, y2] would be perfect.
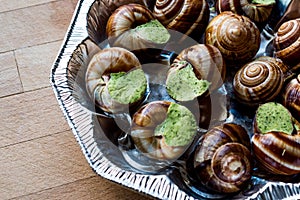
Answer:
[0, 1, 153, 199]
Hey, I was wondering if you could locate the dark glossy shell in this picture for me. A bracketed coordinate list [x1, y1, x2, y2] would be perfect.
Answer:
[170, 44, 226, 94]
[282, 74, 300, 121]
[87, 0, 153, 46]
[85, 47, 143, 113]
[256, 56, 289, 74]
[233, 57, 284, 105]
[153, 0, 209, 41]
[274, 18, 300, 70]
[131, 101, 187, 160]
[205, 11, 260, 66]
[194, 123, 250, 164]
[216, 0, 275, 23]
[252, 131, 300, 175]
[106, 4, 156, 50]
[194, 123, 252, 193]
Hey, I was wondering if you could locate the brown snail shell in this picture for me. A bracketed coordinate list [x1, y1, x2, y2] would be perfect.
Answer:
[252, 102, 300, 175]
[233, 56, 285, 106]
[256, 56, 290, 74]
[274, 18, 300, 70]
[131, 101, 196, 160]
[153, 0, 209, 41]
[216, 0, 275, 23]
[282, 74, 300, 121]
[205, 11, 260, 66]
[85, 47, 144, 113]
[252, 131, 300, 175]
[193, 123, 252, 193]
[106, 4, 157, 50]
[170, 44, 226, 94]
[87, 0, 153, 45]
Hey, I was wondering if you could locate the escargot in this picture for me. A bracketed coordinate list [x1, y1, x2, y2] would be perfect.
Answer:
[152, 0, 209, 41]
[87, 0, 153, 45]
[274, 18, 300, 70]
[233, 56, 285, 106]
[193, 123, 252, 193]
[252, 102, 300, 175]
[166, 44, 226, 102]
[85, 47, 147, 113]
[106, 3, 170, 50]
[205, 11, 260, 66]
[131, 101, 198, 160]
[282, 74, 300, 122]
[216, 0, 275, 23]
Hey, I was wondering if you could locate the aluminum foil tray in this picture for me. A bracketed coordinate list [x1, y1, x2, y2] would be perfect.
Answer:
[50, 0, 300, 199]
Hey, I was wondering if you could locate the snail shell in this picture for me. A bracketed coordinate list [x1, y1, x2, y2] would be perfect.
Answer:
[252, 102, 300, 175]
[194, 123, 252, 193]
[153, 0, 209, 40]
[106, 4, 156, 50]
[131, 101, 196, 160]
[256, 56, 289, 74]
[233, 56, 285, 105]
[252, 131, 300, 175]
[85, 47, 144, 113]
[216, 0, 275, 23]
[282, 74, 300, 121]
[87, 0, 153, 45]
[274, 18, 300, 70]
[205, 11, 260, 66]
[171, 44, 226, 93]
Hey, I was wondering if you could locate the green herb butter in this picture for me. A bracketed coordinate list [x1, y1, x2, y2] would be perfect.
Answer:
[166, 62, 211, 101]
[107, 68, 147, 104]
[154, 103, 198, 146]
[256, 102, 294, 135]
[135, 19, 170, 44]
[251, 0, 275, 5]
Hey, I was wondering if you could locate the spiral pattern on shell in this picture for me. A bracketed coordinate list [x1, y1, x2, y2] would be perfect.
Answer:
[205, 11, 260, 65]
[282, 74, 300, 121]
[274, 18, 300, 69]
[172, 44, 226, 92]
[106, 4, 156, 50]
[153, 0, 209, 40]
[252, 132, 300, 175]
[233, 58, 284, 105]
[87, 0, 153, 45]
[216, 0, 275, 23]
[85, 47, 143, 113]
[193, 123, 252, 193]
[131, 101, 196, 160]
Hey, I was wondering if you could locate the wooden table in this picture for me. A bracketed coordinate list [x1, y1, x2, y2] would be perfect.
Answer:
[0, 1, 152, 199]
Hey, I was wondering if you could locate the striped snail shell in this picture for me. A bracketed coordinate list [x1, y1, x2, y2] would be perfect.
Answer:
[233, 56, 285, 106]
[87, 0, 153, 45]
[153, 0, 209, 41]
[205, 11, 260, 66]
[85, 47, 145, 113]
[252, 102, 300, 175]
[252, 131, 300, 175]
[274, 18, 300, 70]
[131, 101, 197, 160]
[216, 0, 275, 23]
[256, 56, 289, 74]
[106, 4, 157, 50]
[282, 74, 300, 121]
[171, 44, 226, 93]
[193, 123, 252, 193]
